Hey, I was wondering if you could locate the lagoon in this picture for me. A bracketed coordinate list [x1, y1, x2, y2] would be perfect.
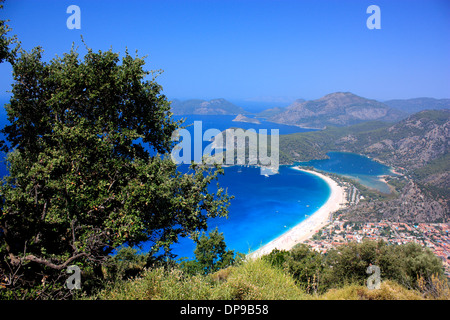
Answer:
[297, 151, 394, 193]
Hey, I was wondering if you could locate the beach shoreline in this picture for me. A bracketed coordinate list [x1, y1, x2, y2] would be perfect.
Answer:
[248, 167, 348, 258]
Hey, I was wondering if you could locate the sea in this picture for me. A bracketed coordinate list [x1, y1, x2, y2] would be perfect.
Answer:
[0, 103, 394, 259]
[148, 115, 394, 259]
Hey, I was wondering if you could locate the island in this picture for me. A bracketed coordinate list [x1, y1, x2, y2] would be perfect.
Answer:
[232, 114, 261, 124]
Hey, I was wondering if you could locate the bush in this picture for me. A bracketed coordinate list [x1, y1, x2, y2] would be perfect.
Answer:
[220, 258, 306, 300]
[416, 273, 450, 300]
[319, 280, 424, 300]
[180, 228, 244, 276]
[86, 240, 446, 300]
[394, 242, 445, 289]
[263, 244, 325, 294]
[89, 258, 306, 300]
[103, 247, 149, 281]
[263, 240, 446, 295]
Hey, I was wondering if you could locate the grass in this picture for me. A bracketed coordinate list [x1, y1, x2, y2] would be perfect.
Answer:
[86, 257, 448, 300]
[317, 280, 424, 300]
[90, 258, 307, 300]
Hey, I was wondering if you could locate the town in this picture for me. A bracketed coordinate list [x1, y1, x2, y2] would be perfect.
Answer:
[304, 213, 450, 278]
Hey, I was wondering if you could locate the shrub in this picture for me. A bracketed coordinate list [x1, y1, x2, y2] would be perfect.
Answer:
[319, 280, 423, 300]
[220, 258, 306, 300]
[90, 258, 306, 300]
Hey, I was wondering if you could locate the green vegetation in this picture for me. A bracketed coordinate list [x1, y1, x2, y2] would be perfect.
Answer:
[85, 241, 448, 300]
[0, 0, 17, 65]
[179, 228, 244, 275]
[263, 241, 446, 295]
[412, 152, 450, 200]
[91, 258, 306, 300]
[325, 172, 400, 201]
[0, 3, 447, 300]
[278, 121, 391, 164]
[319, 280, 424, 300]
[0, 10, 231, 299]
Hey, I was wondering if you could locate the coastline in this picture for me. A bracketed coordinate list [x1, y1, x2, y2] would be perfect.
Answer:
[248, 167, 348, 259]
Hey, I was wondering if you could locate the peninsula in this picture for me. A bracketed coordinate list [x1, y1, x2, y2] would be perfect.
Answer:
[232, 114, 261, 124]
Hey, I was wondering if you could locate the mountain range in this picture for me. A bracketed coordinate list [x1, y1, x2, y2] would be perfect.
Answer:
[169, 93, 449, 130]
[278, 109, 450, 223]
[168, 93, 450, 223]
[383, 97, 450, 114]
[269, 92, 407, 128]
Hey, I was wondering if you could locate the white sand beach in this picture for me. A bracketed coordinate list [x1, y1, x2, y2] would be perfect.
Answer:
[248, 168, 348, 259]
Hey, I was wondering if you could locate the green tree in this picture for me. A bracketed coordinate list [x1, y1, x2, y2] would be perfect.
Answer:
[322, 240, 396, 288]
[285, 244, 324, 293]
[322, 240, 444, 290]
[394, 242, 445, 288]
[0, 42, 232, 298]
[0, 0, 18, 64]
[182, 228, 241, 275]
[103, 247, 149, 282]
[262, 248, 290, 269]
[264, 244, 325, 294]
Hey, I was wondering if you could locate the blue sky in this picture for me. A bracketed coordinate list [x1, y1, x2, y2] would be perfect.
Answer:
[0, 0, 449, 106]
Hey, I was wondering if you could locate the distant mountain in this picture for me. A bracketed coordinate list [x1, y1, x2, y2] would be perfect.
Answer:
[270, 92, 406, 128]
[170, 98, 247, 115]
[384, 97, 450, 114]
[281, 109, 450, 183]
[341, 109, 450, 170]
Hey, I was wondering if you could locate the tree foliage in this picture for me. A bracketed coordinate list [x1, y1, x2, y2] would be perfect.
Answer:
[0, 0, 18, 65]
[0, 34, 231, 298]
[181, 227, 242, 275]
[264, 240, 445, 294]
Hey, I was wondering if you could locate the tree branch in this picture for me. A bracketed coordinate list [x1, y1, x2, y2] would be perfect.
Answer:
[20, 252, 88, 270]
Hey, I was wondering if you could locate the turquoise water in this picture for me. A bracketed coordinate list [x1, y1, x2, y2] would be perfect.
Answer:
[0, 104, 392, 259]
[298, 152, 394, 193]
[143, 165, 330, 259]
[152, 115, 328, 258]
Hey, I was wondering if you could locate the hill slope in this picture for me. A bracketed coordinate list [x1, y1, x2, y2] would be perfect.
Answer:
[279, 109, 450, 222]
[270, 92, 406, 128]
[335, 109, 450, 170]
[280, 109, 449, 172]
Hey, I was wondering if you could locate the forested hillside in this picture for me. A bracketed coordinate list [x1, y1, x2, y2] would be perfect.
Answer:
[278, 109, 450, 223]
